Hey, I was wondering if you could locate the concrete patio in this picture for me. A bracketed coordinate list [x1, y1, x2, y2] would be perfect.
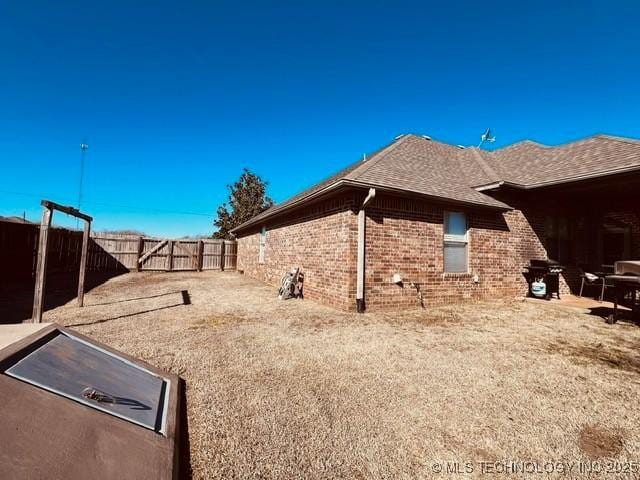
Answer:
[526, 294, 636, 323]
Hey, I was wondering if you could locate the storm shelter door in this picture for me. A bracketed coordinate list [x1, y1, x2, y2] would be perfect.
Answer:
[4, 331, 168, 433]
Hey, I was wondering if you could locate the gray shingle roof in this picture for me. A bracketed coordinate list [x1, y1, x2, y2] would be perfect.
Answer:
[232, 133, 640, 233]
[486, 134, 640, 187]
[341, 135, 506, 208]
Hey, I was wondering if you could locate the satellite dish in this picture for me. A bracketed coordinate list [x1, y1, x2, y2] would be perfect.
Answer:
[478, 128, 496, 148]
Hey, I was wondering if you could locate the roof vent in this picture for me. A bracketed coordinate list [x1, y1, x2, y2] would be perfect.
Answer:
[421, 135, 432, 140]
[394, 134, 406, 140]
[457, 145, 466, 149]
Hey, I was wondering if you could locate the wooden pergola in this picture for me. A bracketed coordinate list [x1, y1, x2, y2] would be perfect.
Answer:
[30, 200, 93, 323]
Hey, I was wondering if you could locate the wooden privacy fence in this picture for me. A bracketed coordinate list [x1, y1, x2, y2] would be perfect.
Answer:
[89, 236, 237, 272]
[0, 220, 85, 281]
[1, 218, 237, 286]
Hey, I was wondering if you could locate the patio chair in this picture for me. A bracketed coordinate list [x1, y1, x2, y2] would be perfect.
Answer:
[578, 266, 611, 302]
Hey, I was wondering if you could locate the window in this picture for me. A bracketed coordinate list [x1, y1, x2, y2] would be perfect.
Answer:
[444, 212, 468, 273]
[258, 226, 266, 264]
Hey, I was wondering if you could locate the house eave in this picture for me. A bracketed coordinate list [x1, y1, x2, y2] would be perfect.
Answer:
[230, 180, 351, 234]
[231, 180, 511, 235]
[473, 164, 640, 192]
[342, 180, 512, 212]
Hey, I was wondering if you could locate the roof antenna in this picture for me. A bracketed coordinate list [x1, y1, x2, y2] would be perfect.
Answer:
[77, 140, 89, 229]
[477, 128, 496, 148]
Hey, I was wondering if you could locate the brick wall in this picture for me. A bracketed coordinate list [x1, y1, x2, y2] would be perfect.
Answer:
[362, 194, 548, 310]
[235, 190, 553, 311]
[236, 193, 358, 310]
[235, 188, 639, 311]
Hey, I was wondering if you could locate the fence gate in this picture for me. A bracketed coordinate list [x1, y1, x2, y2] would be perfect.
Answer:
[136, 238, 236, 272]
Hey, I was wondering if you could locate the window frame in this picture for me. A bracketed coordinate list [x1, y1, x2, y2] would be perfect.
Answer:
[443, 211, 469, 273]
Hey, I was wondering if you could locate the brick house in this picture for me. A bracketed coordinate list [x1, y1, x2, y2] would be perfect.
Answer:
[231, 134, 640, 311]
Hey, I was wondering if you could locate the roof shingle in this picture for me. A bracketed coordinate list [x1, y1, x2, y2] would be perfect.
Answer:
[232, 133, 640, 232]
[487, 134, 640, 187]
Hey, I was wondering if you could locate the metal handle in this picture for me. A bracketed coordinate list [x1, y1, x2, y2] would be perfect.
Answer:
[82, 387, 115, 404]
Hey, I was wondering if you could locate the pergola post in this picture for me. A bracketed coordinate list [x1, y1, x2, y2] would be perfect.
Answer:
[30, 200, 93, 323]
[31, 206, 53, 323]
[77, 219, 92, 307]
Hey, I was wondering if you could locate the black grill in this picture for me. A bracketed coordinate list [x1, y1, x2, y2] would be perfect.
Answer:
[524, 259, 565, 299]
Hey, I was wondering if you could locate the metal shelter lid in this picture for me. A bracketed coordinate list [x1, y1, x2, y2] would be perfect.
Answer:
[4, 331, 168, 433]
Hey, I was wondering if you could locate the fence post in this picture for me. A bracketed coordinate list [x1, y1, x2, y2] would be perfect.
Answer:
[228, 240, 237, 270]
[136, 236, 144, 272]
[219, 240, 225, 271]
[197, 240, 203, 272]
[167, 240, 174, 272]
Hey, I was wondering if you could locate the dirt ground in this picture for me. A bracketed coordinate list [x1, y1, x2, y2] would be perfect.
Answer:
[40, 271, 640, 479]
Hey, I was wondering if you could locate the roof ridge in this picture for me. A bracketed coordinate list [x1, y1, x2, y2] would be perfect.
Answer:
[229, 136, 414, 232]
[469, 147, 500, 182]
[346, 134, 415, 182]
[594, 133, 640, 146]
[502, 133, 640, 151]
[493, 139, 548, 151]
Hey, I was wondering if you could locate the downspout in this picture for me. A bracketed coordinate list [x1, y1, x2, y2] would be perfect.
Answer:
[356, 188, 376, 313]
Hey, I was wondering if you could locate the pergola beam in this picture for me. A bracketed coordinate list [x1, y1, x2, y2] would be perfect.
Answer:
[41, 200, 93, 223]
[30, 200, 93, 323]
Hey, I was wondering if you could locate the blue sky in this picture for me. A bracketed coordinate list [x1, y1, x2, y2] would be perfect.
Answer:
[1, 1, 639, 237]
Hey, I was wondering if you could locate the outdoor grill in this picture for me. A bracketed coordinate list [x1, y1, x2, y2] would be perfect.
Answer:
[524, 259, 565, 300]
[605, 260, 640, 324]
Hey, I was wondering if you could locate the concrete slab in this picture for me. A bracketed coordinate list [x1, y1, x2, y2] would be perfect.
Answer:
[0, 323, 51, 351]
[526, 295, 630, 315]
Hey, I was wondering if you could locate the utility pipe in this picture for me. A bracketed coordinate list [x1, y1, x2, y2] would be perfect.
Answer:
[356, 188, 376, 313]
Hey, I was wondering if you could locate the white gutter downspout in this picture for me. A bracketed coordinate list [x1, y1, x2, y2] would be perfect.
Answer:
[356, 188, 376, 313]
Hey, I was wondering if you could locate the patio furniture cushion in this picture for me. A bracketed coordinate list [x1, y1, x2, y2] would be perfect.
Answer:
[584, 272, 599, 282]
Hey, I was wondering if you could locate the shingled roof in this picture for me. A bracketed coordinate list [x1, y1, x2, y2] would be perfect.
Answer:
[482, 134, 640, 188]
[232, 133, 640, 233]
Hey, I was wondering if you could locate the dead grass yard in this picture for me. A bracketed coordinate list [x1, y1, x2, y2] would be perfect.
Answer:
[41, 271, 640, 479]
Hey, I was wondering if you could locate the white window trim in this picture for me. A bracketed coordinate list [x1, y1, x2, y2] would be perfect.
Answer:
[443, 212, 470, 274]
[444, 232, 468, 243]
